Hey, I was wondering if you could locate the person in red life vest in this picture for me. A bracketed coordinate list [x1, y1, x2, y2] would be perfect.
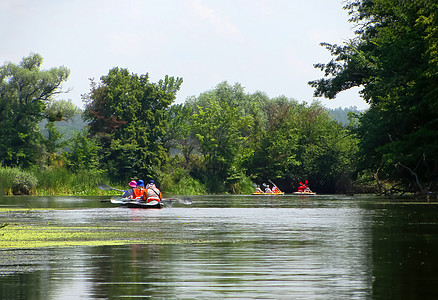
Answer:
[143, 180, 162, 203]
[297, 182, 305, 192]
[132, 179, 145, 200]
[297, 180, 312, 193]
[123, 180, 137, 198]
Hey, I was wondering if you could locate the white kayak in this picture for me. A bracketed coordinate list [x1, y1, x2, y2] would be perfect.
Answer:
[110, 198, 164, 209]
[292, 191, 316, 195]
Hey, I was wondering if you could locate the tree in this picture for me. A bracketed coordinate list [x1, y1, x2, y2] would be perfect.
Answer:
[0, 54, 70, 168]
[64, 129, 101, 173]
[163, 103, 194, 165]
[190, 97, 253, 192]
[42, 100, 79, 166]
[83, 67, 182, 181]
[309, 0, 438, 193]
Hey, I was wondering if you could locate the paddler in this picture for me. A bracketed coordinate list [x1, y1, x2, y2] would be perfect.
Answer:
[122, 180, 137, 198]
[254, 185, 263, 193]
[297, 180, 312, 193]
[131, 179, 145, 200]
[272, 185, 281, 193]
[143, 180, 162, 203]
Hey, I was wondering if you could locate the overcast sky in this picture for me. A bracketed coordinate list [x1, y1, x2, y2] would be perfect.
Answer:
[1, 0, 369, 110]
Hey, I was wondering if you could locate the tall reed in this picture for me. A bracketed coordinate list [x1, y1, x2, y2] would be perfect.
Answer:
[34, 167, 118, 195]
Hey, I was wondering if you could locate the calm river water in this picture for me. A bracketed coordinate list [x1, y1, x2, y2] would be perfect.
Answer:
[1, 194, 438, 299]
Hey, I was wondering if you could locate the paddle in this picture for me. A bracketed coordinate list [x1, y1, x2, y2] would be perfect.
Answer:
[268, 179, 281, 192]
[97, 183, 124, 192]
[268, 179, 277, 187]
[161, 197, 193, 205]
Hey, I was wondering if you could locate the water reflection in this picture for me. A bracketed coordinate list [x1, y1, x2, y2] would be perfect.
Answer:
[0, 195, 437, 298]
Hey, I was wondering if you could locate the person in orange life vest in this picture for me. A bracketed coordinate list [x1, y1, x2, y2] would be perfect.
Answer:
[132, 179, 145, 200]
[143, 180, 162, 203]
[272, 185, 281, 193]
[122, 180, 137, 198]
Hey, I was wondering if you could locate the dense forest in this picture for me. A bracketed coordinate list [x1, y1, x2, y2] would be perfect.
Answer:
[1, 0, 437, 197]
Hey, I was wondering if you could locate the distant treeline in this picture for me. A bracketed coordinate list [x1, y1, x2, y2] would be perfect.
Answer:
[40, 107, 360, 144]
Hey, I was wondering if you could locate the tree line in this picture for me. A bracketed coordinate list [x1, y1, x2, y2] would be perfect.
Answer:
[1, 0, 437, 196]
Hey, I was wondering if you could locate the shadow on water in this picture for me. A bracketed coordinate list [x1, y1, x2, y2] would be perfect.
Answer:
[1, 194, 438, 299]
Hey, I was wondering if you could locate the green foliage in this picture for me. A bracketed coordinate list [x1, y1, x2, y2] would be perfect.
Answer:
[0, 166, 37, 195]
[188, 83, 254, 192]
[0, 54, 70, 168]
[163, 82, 358, 193]
[63, 129, 101, 173]
[34, 167, 111, 195]
[163, 103, 194, 162]
[310, 0, 438, 193]
[83, 68, 182, 182]
[45, 99, 78, 122]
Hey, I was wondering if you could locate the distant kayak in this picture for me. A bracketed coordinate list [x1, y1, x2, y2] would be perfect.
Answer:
[292, 191, 316, 195]
[111, 197, 164, 209]
[251, 191, 284, 195]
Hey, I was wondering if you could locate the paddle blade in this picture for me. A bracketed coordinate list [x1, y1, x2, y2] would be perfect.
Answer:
[98, 183, 113, 190]
[162, 197, 193, 205]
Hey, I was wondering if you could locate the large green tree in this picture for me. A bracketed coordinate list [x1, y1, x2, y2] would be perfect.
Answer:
[189, 84, 254, 193]
[0, 54, 70, 168]
[83, 67, 182, 181]
[309, 0, 438, 193]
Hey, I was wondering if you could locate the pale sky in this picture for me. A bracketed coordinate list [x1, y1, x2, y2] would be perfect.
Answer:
[1, 0, 369, 110]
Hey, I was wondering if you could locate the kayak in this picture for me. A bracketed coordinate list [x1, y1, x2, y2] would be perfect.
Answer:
[293, 191, 316, 195]
[110, 198, 164, 209]
[252, 191, 284, 195]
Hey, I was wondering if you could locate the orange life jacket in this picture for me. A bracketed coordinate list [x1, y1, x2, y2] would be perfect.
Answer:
[132, 187, 144, 200]
[143, 186, 162, 202]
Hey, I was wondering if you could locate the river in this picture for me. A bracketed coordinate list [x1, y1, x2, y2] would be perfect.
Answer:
[0, 194, 437, 299]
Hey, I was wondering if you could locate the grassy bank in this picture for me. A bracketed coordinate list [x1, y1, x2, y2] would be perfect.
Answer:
[0, 166, 210, 196]
[0, 166, 121, 196]
[1, 165, 255, 196]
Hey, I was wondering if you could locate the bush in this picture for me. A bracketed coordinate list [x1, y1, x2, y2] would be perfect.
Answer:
[160, 159, 207, 195]
[228, 173, 255, 194]
[0, 166, 38, 195]
[12, 172, 38, 195]
[0, 167, 38, 195]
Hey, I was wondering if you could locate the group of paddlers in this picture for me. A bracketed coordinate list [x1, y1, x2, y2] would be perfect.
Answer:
[254, 183, 282, 194]
[253, 180, 313, 194]
[122, 179, 162, 202]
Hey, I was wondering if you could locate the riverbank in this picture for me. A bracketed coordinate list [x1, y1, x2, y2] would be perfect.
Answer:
[0, 166, 209, 196]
